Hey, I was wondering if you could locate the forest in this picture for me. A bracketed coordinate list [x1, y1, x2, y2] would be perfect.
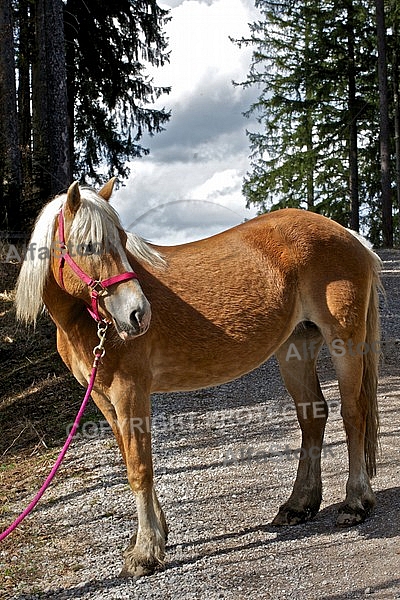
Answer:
[0, 0, 399, 246]
[0, 0, 170, 231]
[235, 0, 399, 246]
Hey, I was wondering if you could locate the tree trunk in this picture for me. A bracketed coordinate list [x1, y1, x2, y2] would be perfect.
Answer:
[304, 4, 314, 211]
[18, 0, 33, 204]
[0, 0, 21, 230]
[347, 2, 359, 232]
[306, 118, 314, 211]
[393, 8, 400, 221]
[375, 0, 393, 247]
[64, 0, 76, 179]
[46, 0, 71, 195]
[32, 0, 70, 208]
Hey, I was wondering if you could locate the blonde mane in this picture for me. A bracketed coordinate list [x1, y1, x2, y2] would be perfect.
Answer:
[15, 188, 164, 324]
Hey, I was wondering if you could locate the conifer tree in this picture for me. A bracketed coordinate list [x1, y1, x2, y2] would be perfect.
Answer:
[63, 0, 171, 183]
[0, 0, 170, 230]
[235, 0, 396, 244]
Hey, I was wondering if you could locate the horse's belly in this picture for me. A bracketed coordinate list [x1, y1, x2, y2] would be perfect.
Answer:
[148, 269, 302, 393]
[150, 334, 281, 393]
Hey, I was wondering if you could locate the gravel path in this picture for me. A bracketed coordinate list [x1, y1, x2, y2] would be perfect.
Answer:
[1, 250, 400, 600]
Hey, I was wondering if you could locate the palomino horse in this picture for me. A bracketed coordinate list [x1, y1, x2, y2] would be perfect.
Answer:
[15, 180, 381, 577]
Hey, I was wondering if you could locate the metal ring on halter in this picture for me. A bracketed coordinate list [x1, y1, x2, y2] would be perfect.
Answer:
[91, 281, 109, 296]
[93, 345, 106, 358]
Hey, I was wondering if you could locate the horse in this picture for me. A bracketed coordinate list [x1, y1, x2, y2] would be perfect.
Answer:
[14, 179, 381, 577]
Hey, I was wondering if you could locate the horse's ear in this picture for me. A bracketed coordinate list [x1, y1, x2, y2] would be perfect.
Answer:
[98, 177, 117, 202]
[66, 181, 81, 214]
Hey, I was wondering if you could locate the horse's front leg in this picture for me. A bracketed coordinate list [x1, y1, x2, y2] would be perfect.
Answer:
[110, 383, 168, 577]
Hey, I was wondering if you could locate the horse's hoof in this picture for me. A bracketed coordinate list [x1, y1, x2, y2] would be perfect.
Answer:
[336, 495, 375, 527]
[119, 555, 165, 578]
[119, 563, 154, 578]
[336, 505, 368, 527]
[119, 543, 165, 578]
[271, 506, 315, 526]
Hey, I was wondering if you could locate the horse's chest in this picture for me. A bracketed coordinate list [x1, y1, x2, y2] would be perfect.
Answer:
[56, 331, 90, 387]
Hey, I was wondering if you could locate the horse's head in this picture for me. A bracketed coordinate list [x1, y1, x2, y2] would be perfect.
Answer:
[53, 180, 151, 340]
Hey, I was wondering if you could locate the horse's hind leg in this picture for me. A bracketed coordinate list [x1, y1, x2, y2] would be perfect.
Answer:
[329, 345, 376, 526]
[273, 323, 327, 525]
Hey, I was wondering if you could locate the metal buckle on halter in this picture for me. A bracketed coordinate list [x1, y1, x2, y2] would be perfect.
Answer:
[91, 280, 108, 296]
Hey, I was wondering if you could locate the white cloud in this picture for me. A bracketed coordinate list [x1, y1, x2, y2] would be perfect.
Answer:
[117, 153, 256, 245]
[112, 0, 260, 245]
[190, 169, 242, 201]
[154, 0, 255, 102]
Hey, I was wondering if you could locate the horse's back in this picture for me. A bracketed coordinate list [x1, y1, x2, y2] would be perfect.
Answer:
[238, 209, 374, 265]
[155, 208, 375, 270]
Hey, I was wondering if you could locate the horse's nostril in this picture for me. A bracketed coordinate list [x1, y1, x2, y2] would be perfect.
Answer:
[130, 310, 140, 327]
[128, 305, 151, 335]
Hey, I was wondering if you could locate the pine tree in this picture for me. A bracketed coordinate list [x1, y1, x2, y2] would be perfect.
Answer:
[64, 0, 171, 183]
[235, 0, 396, 243]
[234, 0, 354, 224]
[0, 0, 170, 230]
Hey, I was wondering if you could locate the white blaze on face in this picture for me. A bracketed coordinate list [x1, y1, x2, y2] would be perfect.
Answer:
[103, 237, 152, 339]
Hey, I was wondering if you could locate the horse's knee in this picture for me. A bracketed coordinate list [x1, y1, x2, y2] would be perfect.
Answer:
[127, 467, 153, 494]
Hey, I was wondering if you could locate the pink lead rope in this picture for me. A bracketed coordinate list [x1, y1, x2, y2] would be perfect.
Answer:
[1, 209, 139, 541]
[0, 322, 108, 542]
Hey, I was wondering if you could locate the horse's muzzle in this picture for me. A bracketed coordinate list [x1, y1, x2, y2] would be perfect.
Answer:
[113, 306, 151, 340]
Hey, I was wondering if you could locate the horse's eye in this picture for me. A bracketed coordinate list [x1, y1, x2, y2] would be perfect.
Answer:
[81, 242, 94, 255]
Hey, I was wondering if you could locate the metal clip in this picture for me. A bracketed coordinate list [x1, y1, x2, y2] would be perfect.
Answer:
[93, 320, 108, 360]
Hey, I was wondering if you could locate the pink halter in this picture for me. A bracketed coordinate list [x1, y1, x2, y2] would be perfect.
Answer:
[57, 209, 138, 322]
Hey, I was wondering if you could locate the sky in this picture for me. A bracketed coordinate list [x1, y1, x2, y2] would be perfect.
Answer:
[114, 0, 261, 245]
